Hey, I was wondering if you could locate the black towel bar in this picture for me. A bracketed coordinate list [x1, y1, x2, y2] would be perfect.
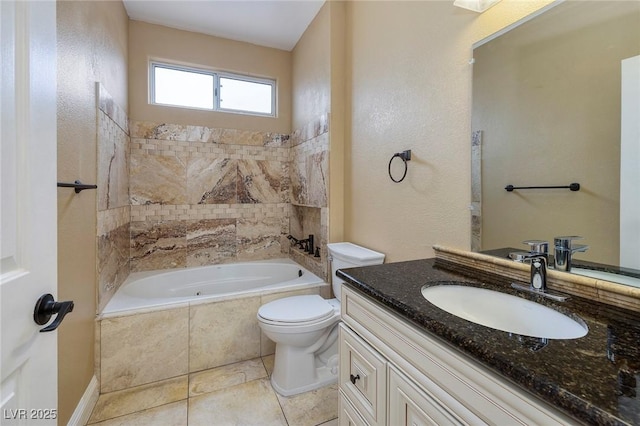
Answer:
[57, 180, 98, 194]
[505, 183, 580, 192]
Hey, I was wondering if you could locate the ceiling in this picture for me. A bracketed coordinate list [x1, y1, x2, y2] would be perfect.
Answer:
[122, 0, 325, 51]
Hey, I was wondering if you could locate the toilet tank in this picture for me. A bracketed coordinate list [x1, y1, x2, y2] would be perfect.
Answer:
[327, 242, 385, 301]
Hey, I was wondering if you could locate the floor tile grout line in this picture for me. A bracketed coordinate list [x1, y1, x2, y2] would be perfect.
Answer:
[261, 355, 290, 426]
[86, 399, 188, 425]
[272, 385, 290, 426]
[91, 355, 336, 425]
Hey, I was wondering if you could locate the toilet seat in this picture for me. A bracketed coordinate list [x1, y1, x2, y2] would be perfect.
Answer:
[258, 295, 334, 324]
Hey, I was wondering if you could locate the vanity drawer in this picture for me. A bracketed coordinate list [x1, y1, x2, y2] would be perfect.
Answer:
[388, 365, 475, 426]
[339, 390, 371, 426]
[339, 324, 387, 426]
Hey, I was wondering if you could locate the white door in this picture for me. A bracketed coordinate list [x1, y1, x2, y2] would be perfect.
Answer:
[620, 55, 640, 270]
[1, 1, 58, 424]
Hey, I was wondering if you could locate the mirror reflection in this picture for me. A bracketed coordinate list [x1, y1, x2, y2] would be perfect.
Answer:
[471, 1, 640, 286]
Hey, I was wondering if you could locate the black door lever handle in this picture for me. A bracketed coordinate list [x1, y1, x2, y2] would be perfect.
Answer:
[33, 294, 74, 332]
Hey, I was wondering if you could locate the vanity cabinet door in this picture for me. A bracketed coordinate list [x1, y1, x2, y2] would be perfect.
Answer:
[339, 324, 387, 426]
[340, 391, 371, 426]
[388, 365, 474, 426]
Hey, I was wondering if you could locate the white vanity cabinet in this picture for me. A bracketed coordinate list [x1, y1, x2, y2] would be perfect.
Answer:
[338, 286, 578, 426]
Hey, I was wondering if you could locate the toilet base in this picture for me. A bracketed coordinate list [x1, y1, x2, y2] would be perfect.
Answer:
[269, 330, 339, 397]
[270, 355, 339, 396]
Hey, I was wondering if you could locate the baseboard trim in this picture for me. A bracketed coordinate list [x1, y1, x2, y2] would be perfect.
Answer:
[67, 375, 99, 426]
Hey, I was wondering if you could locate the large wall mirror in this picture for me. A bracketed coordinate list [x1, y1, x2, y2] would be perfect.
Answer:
[471, 1, 640, 286]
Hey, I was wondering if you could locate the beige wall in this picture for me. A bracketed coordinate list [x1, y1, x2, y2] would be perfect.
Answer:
[57, 1, 128, 424]
[344, 0, 553, 262]
[476, 2, 640, 266]
[129, 21, 292, 133]
[329, 2, 347, 243]
[292, 3, 331, 130]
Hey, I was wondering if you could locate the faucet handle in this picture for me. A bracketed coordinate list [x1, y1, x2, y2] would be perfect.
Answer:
[554, 236, 583, 250]
[572, 244, 589, 253]
[522, 240, 548, 255]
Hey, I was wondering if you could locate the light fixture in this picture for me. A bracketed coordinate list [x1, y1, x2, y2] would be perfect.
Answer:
[453, 0, 503, 13]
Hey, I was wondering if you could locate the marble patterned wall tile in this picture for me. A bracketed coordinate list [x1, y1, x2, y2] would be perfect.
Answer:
[291, 113, 329, 147]
[290, 158, 308, 206]
[264, 133, 290, 148]
[97, 206, 130, 236]
[97, 82, 129, 135]
[290, 132, 328, 208]
[471, 130, 482, 204]
[98, 223, 131, 312]
[96, 82, 131, 311]
[471, 130, 482, 252]
[187, 157, 238, 204]
[128, 119, 300, 271]
[236, 217, 287, 261]
[290, 205, 321, 242]
[238, 160, 289, 204]
[130, 122, 202, 142]
[186, 219, 237, 267]
[130, 153, 187, 205]
[98, 111, 130, 211]
[130, 220, 187, 272]
[306, 150, 328, 208]
[288, 114, 331, 280]
[131, 203, 289, 222]
[214, 129, 264, 146]
[185, 125, 213, 143]
[130, 121, 289, 148]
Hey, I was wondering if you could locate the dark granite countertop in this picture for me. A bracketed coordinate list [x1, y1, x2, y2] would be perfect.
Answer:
[337, 258, 640, 426]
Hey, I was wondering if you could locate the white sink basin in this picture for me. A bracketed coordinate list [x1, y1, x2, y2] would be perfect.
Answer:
[421, 285, 588, 339]
[571, 268, 640, 288]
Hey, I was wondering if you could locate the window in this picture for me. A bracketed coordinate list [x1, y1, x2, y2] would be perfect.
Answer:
[150, 62, 276, 116]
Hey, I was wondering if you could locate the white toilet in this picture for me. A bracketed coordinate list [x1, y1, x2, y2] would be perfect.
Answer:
[257, 242, 385, 396]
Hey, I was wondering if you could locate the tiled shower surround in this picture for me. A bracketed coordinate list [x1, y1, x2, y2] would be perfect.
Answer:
[127, 115, 330, 277]
[128, 121, 291, 272]
[96, 80, 330, 307]
[97, 83, 131, 313]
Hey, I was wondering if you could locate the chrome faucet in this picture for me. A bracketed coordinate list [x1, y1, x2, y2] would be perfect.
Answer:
[554, 236, 588, 272]
[508, 239, 549, 263]
[510, 252, 548, 292]
[510, 240, 568, 301]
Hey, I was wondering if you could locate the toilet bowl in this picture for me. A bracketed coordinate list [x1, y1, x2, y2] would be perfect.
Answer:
[257, 242, 385, 396]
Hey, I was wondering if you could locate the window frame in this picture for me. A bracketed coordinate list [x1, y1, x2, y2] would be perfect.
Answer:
[149, 61, 277, 117]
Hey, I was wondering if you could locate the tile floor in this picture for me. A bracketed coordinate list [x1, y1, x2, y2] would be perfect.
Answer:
[86, 355, 338, 426]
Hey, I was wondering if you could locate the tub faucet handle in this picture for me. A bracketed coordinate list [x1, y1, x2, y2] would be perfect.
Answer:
[307, 234, 314, 254]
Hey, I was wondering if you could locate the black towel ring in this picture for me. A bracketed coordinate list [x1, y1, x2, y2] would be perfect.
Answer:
[388, 150, 411, 183]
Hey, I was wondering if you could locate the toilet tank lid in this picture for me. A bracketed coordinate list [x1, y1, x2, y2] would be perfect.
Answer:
[327, 242, 385, 263]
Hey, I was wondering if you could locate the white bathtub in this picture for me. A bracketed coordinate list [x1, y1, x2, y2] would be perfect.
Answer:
[102, 258, 325, 316]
